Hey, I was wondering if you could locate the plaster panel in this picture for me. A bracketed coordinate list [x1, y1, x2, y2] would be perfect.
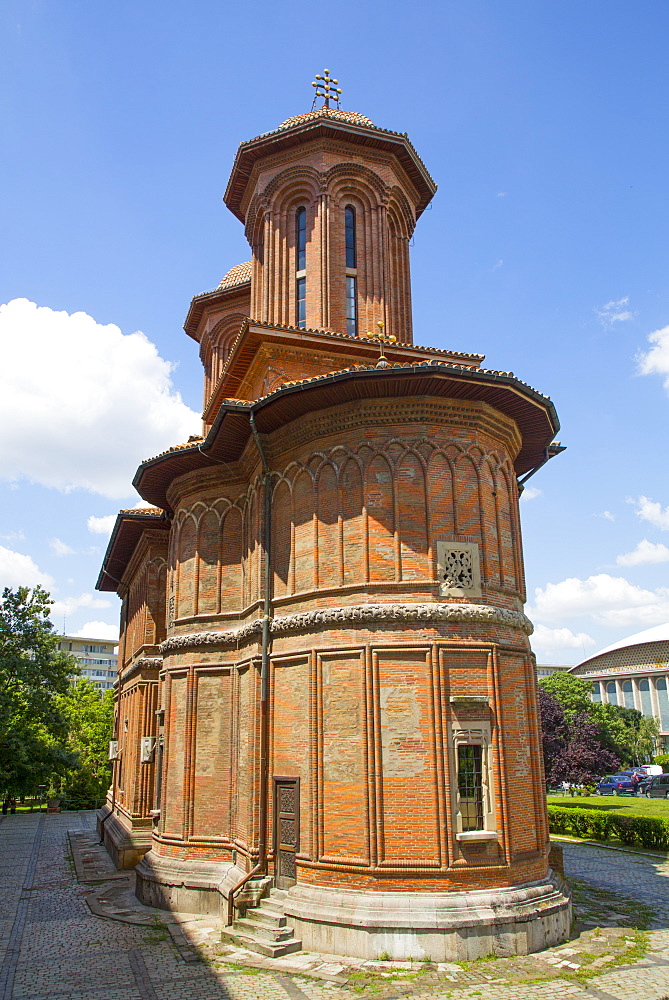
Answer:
[163, 674, 187, 838]
[377, 649, 439, 865]
[320, 651, 367, 861]
[272, 656, 311, 857]
[192, 670, 232, 839]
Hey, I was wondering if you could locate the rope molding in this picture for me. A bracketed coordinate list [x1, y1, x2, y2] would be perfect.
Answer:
[159, 603, 533, 654]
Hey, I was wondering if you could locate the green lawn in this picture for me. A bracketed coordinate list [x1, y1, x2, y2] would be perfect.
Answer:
[549, 794, 669, 819]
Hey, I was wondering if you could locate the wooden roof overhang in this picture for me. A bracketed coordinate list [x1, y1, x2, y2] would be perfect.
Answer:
[224, 119, 437, 223]
[134, 364, 560, 512]
[97, 510, 170, 593]
[184, 280, 252, 342]
[204, 320, 484, 423]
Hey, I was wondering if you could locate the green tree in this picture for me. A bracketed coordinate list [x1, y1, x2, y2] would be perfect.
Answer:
[57, 679, 114, 806]
[592, 704, 660, 767]
[0, 586, 77, 797]
[538, 672, 593, 717]
[632, 715, 662, 764]
[539, 670, 661, 772]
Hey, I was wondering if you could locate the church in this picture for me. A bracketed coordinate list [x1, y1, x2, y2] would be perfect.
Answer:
[97, 74, 571, 961]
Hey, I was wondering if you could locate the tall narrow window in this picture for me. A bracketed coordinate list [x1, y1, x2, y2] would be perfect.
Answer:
[345, 206, 356, 268]
[346, 276, 357, 336]
[296, 207, 306, 328]
[296, 277, 306, 329]
[345, 206, 357, 335]
[296, 207, 306, 271]
[457, 744, 484, 831]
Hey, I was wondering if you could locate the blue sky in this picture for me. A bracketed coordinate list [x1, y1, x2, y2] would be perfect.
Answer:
[1, 0, 669, 662]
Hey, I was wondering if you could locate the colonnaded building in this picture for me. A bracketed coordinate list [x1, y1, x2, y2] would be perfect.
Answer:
[97, 77, 571, 960]
[571, 623, 669, 753]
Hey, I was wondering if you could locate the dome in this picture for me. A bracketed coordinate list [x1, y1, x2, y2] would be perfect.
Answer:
[590, 622, 669, 659]
[217, 260, 252, 291]
[277, 107, 374, 131]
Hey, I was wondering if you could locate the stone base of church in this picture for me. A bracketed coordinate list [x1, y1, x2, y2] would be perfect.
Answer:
[136, 850, 571, 961]
[282, 874, 571, 962]
[135, 852, 243, 917]
[96, 807, 153, 871]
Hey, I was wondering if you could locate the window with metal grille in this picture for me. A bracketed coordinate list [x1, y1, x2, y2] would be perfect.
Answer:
[457, 743, 484, 831]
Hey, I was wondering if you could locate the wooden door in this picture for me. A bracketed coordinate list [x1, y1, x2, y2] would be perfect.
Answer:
[274, 777, 299, 888]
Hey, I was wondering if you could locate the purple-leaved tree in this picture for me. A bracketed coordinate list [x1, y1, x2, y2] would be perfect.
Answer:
[538, 688, 619, 788]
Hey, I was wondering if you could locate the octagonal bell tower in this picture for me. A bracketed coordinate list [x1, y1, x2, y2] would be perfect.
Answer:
[225, 102, 435, 343]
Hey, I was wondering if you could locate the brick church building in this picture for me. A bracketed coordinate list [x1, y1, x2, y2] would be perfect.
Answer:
[97, 78, 570, 960]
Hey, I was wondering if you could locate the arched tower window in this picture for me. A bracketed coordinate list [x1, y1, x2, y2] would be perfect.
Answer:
[296, 207, 306, 329]
[345, 206, 357, 336]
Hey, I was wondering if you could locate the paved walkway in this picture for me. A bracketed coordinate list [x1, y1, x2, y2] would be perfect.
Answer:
[1, 812, 669, 1000]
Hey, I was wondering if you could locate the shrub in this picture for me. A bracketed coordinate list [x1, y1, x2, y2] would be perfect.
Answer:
[547, 805, 669, 851]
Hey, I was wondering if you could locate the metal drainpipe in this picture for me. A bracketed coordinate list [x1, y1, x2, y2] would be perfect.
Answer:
[517, 447, 550, 492]
[99, 574, 128, 846]
[227, 409, 272, 926]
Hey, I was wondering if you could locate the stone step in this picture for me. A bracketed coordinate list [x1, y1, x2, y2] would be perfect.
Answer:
[220, 926, 302, 958]
[257, 898, 285, 916]
[232, 916, 295, 942]
[241, 906, 287, 928]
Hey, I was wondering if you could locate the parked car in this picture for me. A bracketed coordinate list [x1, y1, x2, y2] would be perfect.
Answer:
[595, 775, 635, 796]
[639, 764, 663, 776]
[644, 773, 669, 799]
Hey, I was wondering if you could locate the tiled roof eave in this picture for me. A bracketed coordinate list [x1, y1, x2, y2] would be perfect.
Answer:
[133, 362, 560, 513]
[225, 117, 436, 222]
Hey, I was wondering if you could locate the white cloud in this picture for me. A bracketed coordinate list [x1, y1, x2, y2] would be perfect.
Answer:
[616, 539, 669, 567]
[72, 621, 119, 641]
[520, 486, 542, 502]
[637, 324, 669, 391]
[632, 495, 669, 531]
[600, 510, 615, 522]
[0, 529, 25, 542]
[0, 299, 201, 498]
[531, 624, 596, 657]
[0, 546, 53, 590]
[596, 296, 633, 326]
[87, 514, 117, 536]
[51, 592, 111, 618]
[529, 573, 669, 629]
[49, 537, 74, 557]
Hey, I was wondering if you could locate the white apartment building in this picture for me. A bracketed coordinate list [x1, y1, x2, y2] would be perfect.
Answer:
[57, 634, 118, 690]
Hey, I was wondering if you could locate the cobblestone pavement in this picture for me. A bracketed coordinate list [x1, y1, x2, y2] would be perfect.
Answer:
[1, 814, 669, 1000]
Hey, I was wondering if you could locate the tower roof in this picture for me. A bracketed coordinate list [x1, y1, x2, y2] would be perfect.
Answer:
[224, 107, 437, 222]
[217, 260, 252, 290]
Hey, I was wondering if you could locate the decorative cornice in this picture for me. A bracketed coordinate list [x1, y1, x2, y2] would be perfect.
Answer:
[160, 603, 533, 654]
[120, 656, 163, 682]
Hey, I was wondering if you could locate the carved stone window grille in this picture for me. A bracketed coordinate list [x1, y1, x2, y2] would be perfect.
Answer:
[436, 541, 481, 598]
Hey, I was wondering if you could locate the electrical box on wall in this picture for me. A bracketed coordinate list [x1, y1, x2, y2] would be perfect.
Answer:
[108, 740, 119, 760]
[140, 737, 156, 763]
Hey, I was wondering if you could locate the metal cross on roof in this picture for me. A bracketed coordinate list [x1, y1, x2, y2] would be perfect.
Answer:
[311, 69, 342, 109]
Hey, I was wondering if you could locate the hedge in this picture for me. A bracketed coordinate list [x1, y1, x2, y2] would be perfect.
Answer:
[547, 805, 669, 851]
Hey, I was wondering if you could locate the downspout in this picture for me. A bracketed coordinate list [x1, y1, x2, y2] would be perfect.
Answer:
[517, 442, 565, 493]
[227, 409, 272, 925]
[100, 572, 128, 846]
